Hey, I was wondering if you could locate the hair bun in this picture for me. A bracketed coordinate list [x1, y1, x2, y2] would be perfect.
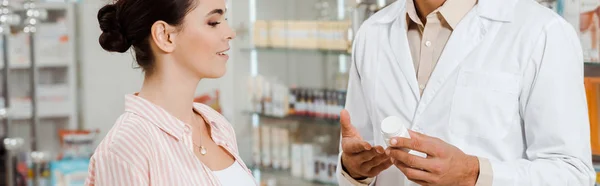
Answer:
[97, 4, 130, 53]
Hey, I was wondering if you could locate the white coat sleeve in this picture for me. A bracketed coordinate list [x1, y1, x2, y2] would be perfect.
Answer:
[489, 17, 596, 186]
[335, 25, 377, 186]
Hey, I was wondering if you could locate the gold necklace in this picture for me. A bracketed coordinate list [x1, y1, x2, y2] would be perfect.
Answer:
[192, 114, 208, 155]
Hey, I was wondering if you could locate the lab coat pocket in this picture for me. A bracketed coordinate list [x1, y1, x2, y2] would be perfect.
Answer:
[450, 70, 520, 139]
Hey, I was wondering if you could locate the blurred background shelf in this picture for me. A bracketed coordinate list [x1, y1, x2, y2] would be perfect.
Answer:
[251, 112, 339, 126]
[240, 47, 350, 55]
[586, 63, 600, 77]
[255, 168, 335, 186]
[0, 61, 72, 69]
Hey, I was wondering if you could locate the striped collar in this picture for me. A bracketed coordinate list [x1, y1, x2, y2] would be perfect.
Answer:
[123, 94, 220, 141]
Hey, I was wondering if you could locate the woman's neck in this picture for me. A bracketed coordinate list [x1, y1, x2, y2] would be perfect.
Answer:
[138, 63, 200, 125]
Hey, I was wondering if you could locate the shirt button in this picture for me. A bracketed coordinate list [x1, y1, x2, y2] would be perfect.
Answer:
[425, 41, 432, 47]
[419, 84, 425, 89]
[184, 126, 190, 133]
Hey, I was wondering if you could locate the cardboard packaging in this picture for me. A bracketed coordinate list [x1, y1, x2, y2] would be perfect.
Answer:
[270, 21, 288, 48]
[253, 20, 270, 47]
[261, 125, 271, 167]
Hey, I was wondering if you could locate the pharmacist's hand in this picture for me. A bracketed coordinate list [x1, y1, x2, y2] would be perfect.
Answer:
[340, 109, 393, 179]
[386, 130, 479, 186]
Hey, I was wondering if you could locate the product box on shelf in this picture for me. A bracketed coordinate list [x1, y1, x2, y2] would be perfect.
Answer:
[35, 20, 71, 66]
[301, 144, 318, 181]
[9, 32, 31, 66]
[317, 21, 332, 50]
[332, 21, 352, 51]
[291, 143, 303, 177]
[50, 159, 89, 186]
[261, 125, 272, 167]
[271, 127, 281, 169]
[252, 126, 261, 167]
[286, 21, 319, 49]
[269, 21, 288, 48]
[317, 21, 351, 51]
[280, 128, 290, 170]
[314, 155, 338, 184]
[1, 84, 71, 119]
[253, 20, 270, 47]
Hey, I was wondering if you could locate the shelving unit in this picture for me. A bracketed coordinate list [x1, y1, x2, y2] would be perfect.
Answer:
[1, 1, 78, 154]
[251, 112, 339, 126]
[255, 168, 334, 186]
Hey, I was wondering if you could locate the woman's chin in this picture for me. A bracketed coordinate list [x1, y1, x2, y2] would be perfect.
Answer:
[203, 69, 226, 79]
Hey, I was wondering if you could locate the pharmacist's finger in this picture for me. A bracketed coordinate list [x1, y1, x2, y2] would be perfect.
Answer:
[353, 150, 379, 163]
[372, 146, 385, 154]
[387, 148, 433, 173]
[366, 156, 393, 176]
[342, 137, 372, 154]
[388, 131, 437, 156]
[340, 109, 361, 139]
[361, 153, 391, 170]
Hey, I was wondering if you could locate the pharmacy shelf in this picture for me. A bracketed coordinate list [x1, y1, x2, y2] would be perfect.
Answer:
[593, 154, 600, 163]
[11, 2, 69, 11]
[0, 61, 71, 69]
[6, 99, 72, 120]
[586, 63, 600, 77]
[255, 168, 334, 186]
[251, 112, 339, 125]
[240, 47, 350, 55]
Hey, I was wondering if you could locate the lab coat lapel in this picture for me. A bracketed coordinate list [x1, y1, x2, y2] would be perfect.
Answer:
[418, 11, 492, 105]
[389, 12, 419, 100]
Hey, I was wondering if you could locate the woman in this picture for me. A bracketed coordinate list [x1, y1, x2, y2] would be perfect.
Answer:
[85, 0, 256, 185]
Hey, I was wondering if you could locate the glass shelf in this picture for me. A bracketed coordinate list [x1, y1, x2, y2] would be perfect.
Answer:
[250, 112, 339, 126]
[240, 47, 350, 55]
[254, 168, 335, 186]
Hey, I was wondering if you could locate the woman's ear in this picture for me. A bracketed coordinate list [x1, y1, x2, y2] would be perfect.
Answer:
[150, 21, 178, 53]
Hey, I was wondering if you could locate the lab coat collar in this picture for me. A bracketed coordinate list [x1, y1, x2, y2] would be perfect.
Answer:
[374, 0, 518, 24]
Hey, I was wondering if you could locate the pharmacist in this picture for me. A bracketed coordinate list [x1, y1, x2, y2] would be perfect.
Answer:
[336, 0, 595, 185]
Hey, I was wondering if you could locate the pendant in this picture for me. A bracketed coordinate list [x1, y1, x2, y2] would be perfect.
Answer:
[200, 146, 207, 155]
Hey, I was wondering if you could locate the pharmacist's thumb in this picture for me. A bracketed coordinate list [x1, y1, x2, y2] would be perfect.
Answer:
[340, 109, 360, 139]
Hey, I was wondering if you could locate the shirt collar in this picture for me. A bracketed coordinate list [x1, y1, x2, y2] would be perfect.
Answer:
[374, 0, 518, 25]
[123, 94, 219, 141]
[405, 0, 476, 29]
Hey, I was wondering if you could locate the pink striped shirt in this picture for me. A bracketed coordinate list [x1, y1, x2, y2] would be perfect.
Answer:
[85, 94, 255, 186]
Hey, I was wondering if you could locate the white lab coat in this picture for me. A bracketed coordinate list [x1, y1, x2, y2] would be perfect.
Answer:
[336, 0, 596, 185]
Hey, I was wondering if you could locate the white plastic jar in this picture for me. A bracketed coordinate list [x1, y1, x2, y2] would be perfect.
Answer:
[380, 116, 427, 158]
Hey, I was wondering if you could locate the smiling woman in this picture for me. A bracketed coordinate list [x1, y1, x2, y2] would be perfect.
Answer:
[85, 0, 256, 185]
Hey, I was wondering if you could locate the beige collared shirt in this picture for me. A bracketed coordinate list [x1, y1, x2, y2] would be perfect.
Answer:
[342, 0, 492, 185]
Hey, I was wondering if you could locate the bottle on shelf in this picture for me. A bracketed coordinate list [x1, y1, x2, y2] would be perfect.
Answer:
[314, 90, 323, 118]
[327, 90, 336, 119]
[288, 88, 296, 116]
[307, 90, 315, 117]
[296, 89, 306, 116]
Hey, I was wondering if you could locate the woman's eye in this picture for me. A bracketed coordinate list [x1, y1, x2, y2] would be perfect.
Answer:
[208, 21, 221, 27]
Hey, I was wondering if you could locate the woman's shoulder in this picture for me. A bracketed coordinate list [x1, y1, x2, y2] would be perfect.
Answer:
[94, 112, 154, 158]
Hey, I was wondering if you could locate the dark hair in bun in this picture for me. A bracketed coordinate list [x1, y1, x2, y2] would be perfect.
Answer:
[98, 5, 129, 53]
[97, 0, 198, 73]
